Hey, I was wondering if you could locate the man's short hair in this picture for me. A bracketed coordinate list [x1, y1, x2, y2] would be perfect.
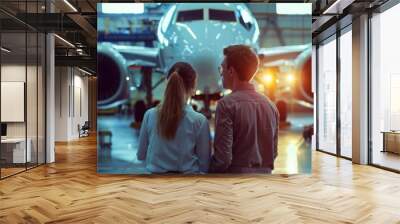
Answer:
[223, 45, 259, 81]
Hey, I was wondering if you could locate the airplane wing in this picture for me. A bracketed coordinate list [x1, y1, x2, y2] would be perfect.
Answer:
[258, 44, 311, 65]
[112, 45, 163, 68]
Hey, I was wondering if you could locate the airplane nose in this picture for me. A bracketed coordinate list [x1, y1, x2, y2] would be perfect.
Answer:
[191, 49, 221, 94]
[192, 49, 217, 74]
[193, 56, 216, 74]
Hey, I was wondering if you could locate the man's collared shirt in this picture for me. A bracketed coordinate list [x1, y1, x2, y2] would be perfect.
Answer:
[210, 82, 279, 173]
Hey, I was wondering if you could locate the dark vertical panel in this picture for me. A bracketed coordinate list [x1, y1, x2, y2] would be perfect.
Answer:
[0, 16, 2, 179]
[36, 0, 39, 167]
[44, 0, 48, 165]
[336, 29, 341, 157]
[25, 0, 28, 171]
[60, 68, 62, 117]
[73, 68, 75, 118]
[367, 11, 373, 165]
[315, 44, 319, 151]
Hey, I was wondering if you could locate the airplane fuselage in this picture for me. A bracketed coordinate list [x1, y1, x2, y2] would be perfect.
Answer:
[157, 3, 260, 94]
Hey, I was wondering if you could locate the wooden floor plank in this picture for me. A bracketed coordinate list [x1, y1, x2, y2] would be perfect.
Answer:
[0, 135, 399, 223]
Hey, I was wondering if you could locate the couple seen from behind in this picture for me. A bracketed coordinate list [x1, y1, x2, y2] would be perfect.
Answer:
[137, 45, 279, 174]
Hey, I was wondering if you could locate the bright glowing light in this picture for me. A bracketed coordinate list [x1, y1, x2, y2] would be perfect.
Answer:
[101, 3, 144, 14]
[262, 73, 274, 85]
[286, 74, 295, 83]
[276, 3, 311, 15]
[130, 86, 136, 91]
[126, 76, 130, 81]
[195, 90, 201, 95]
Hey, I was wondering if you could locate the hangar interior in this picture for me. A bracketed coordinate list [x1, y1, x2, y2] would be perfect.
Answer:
[96, 3, 313, 174]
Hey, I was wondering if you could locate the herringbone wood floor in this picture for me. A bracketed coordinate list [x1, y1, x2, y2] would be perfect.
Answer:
[1, 135, 400, 223]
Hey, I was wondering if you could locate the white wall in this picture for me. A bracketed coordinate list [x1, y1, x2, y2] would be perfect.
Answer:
[1, 64, 46, 164]
[1, 65, 26, 139]
[55, 67, 89, 141]
[55, 67, 69, 141]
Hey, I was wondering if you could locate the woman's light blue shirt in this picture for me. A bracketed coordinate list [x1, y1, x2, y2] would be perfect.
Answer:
[137, 105, 211, 174]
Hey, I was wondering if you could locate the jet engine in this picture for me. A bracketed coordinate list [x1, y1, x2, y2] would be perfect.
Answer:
[97, 43, 129, 110]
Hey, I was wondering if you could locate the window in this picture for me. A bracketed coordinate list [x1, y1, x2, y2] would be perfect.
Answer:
[370, 3, 400, 171]
[237, 8, 253, 30]
[176, 9, 203, 22]
[209, 9, 236, 22]
[317, 36, 337, 155]
[339, 28, 352, 158]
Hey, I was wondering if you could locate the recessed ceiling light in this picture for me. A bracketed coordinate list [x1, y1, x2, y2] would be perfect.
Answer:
[63, 0, 78, 12]
[1, 47, 11, 53]
[54, 34, 75, 48]
[78, 67, 92, 76]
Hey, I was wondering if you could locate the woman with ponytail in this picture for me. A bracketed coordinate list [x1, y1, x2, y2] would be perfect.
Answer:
[137, 62, 211, 174]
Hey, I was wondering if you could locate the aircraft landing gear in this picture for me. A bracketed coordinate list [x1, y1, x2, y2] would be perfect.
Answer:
[200, 94, 212, 119]
[192, 89, 222, 120]
[276, 100, 290, 127]
[131, 66, 154, 129]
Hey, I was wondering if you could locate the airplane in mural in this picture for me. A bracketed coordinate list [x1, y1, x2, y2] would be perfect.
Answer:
[97, 3, 312, 121]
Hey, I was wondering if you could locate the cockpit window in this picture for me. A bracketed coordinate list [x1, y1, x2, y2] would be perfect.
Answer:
[237, 8, 253, 30]
[209, 9, 236, 22]
[176, 9, 203, 22]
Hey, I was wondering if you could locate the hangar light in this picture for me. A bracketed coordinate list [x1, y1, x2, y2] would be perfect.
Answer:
[101, 3, 144, 14]
[286, 73, 295, 84]
[262, 73, 274, 85]
[276, 3, 311, 15]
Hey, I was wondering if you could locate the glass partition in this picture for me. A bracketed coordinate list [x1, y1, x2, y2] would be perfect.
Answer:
[0, 1, 46, 179]
[1, 31, 28, 177]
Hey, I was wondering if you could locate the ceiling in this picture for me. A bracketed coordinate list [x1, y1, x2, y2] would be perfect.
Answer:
[0, 0, 392, 73]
